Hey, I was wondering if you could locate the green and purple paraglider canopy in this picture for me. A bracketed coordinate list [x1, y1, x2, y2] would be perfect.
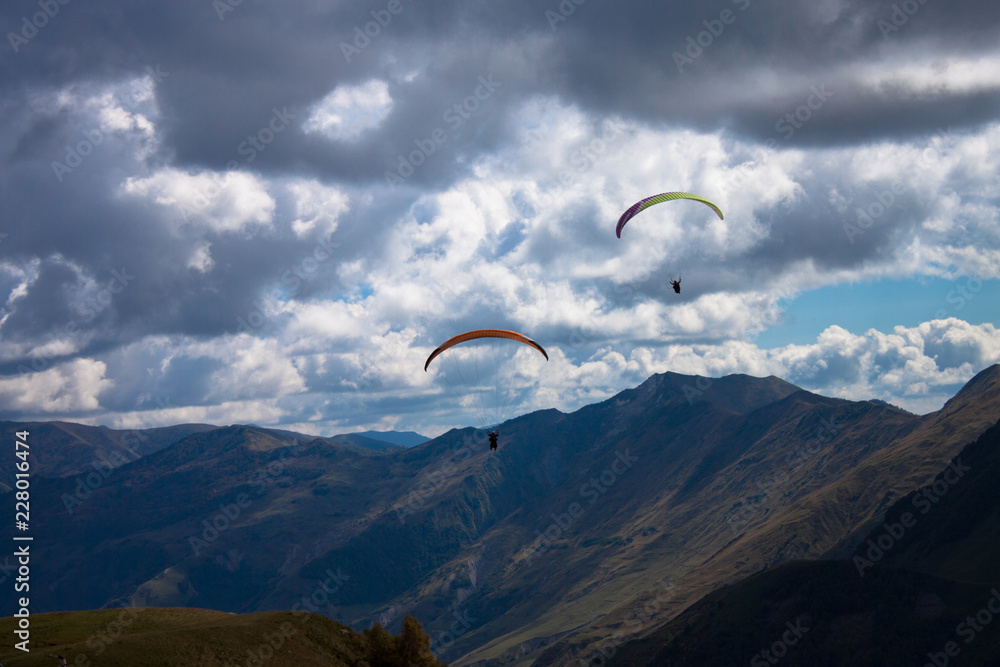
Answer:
[616, 192, 724, 238]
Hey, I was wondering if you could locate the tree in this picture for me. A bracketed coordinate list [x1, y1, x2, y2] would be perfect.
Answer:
[398, 614, 444, 666]
[362, 615, 445, 666]
[363, 621, 395, 666]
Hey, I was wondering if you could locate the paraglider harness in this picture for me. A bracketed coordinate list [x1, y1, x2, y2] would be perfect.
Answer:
[488, 430, 499, 451]
[670, 276, 681, 294]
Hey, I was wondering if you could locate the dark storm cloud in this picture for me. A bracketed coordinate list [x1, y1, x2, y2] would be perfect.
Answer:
[548, 0, 1000, 116]
[0, 157, 329, 344]
[0, 67, 359, 361]
[1, 0, 525, 183]
[6, 0, 998, 184]
[742, 168, 926, 272]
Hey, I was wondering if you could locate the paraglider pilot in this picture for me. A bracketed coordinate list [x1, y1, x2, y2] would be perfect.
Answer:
[670, 277, 681, 294]
[488, 430, 499, 451]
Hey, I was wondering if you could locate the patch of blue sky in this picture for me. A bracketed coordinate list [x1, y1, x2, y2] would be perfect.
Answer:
[492, 222, 526, 259]
[753, 276, 999, 348]
[410, 199, 438, 225]
[333, 283, 374, 303]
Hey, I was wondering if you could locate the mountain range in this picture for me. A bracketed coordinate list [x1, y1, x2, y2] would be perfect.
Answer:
[2, 364, 999, 666]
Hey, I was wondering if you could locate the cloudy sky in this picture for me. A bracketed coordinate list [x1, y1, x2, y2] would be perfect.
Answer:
[1, 0, 998, 437]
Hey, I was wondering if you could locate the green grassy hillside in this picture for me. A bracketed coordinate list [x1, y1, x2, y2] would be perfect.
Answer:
[0, 607, 445, 667]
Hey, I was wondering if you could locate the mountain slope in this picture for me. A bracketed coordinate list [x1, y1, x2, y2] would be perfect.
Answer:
[3, 366, 1000, 667]
[457, 366, 1000, 665]
[351, 430, 431, 448]
[0, 421, 215, 489]
[855, 417, 1000, 585]
[453, 380, 918, 664]
[605, 560, 999, 667]
[605, 417, 1000, 666]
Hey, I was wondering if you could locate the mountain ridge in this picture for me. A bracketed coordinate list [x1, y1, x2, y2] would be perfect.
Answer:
[3, 365, 999, 666]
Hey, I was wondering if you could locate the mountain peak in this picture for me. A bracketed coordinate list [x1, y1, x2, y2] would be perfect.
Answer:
[936, 363, 1000, 417]
[349, 430, 430, 448]
[645, 370, 802, 413]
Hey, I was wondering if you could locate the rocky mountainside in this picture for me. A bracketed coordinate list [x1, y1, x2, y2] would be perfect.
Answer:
[3, 365, 999, 666]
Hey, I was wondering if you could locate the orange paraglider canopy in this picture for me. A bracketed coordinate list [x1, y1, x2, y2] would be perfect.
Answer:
[424, 329, 548, 371]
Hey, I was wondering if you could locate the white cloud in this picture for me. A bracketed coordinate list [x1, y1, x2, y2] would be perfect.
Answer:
[107, 399, 288, 431]
[120, 169, 275, 233]
[187, 241, 214, 272]
[304, 79, 393, 141]
[34, 72, 164, 164]
[205, 336, 306, 401]
[286, 179, 350, 237]
[860, 52, 1000, 97]
[0, 359, 111, 413]
[0, 259, 39, 342]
